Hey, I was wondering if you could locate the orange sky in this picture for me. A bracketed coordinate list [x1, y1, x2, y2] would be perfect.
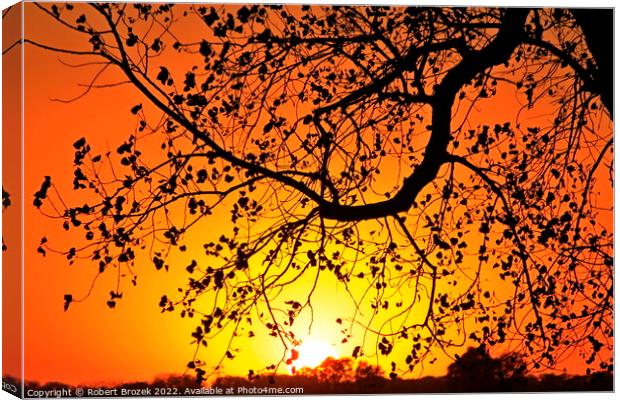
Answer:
[2, 3, 613, 386]
[18, 4, 368, 385]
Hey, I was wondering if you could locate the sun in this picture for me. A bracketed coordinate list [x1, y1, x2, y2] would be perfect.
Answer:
[289, 339, 339, 372]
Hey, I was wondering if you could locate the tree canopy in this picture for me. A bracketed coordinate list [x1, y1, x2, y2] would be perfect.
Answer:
[29, 3, 613, 381]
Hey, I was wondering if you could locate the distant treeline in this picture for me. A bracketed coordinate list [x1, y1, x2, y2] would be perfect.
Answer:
[211, 346, 613, 393]
[214, 370, 613, 394]
[4, 371, 612, 396]
[2, 347, 613, 396]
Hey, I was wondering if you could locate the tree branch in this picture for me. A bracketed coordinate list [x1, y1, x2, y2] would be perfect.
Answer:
[319, 9, 530, 221]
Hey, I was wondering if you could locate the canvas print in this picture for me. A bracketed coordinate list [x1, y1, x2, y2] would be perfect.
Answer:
[2, 2, 614, 397]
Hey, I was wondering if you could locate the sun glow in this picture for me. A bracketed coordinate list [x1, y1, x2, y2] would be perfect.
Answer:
[290, 339, 339, 372]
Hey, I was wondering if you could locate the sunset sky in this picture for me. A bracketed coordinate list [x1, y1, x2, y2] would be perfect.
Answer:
[1, 2, 613, 387]
[17, 4, 375, 385]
